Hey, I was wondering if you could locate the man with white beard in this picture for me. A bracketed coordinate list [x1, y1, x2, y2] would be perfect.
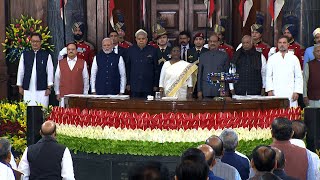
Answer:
[90, 38, 126, 95]
[266, 35, 303, 107]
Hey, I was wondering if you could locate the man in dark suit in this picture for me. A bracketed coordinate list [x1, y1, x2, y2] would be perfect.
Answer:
[126, 29, 159, 98]
[109, 30, 127, 58]
[187, 32, 209, 64]
[197, 33, 229, 99]
[179, 31, 193, 61]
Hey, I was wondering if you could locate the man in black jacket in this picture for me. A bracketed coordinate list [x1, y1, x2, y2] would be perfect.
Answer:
[230, 35, 266, 96]
[18, 121, 75, 180]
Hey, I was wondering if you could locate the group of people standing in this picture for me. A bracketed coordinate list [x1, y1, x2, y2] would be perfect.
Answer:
[16, 17, 320, 108]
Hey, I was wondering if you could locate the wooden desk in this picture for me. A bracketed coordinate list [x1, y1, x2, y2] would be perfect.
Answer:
[65, 96, 289, 114]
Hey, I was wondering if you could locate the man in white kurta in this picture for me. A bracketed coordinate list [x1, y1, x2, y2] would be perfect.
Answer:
[17, 33, 54, 107]
[266, 36, 303, 107]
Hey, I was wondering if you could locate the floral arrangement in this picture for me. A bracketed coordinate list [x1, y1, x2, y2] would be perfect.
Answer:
[0, 101, 53, 155]
[1, 15, 54, 63]
[48, 107, 302, 157]
[0, 101, 27, 153]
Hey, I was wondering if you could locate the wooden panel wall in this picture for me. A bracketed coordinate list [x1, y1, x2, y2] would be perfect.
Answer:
[9, 0, 47, 25]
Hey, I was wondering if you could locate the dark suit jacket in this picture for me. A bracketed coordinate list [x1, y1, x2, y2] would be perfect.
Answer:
[197, 49, 229, 97]
[187, 47, 209, 63]
[126, 44, 159, 92]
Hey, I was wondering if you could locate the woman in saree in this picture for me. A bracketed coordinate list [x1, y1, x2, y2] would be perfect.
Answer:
[159, 46, 198, 99]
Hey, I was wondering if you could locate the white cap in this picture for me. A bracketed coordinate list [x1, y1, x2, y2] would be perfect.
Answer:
[135, 29, 148, 37]
[313, 28, 320, 37]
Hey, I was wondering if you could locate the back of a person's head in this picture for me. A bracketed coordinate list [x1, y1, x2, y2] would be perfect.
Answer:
[252, 145, 276, 172]
[180, 148, 206, 163]
[219, 129, 239, 151]
[0, 137, 10, 162]
[197, 144, 215, 167]
[271, 147, 285, 169]
[259, 172, 282, 180]
[128, 161, 170, 180]
[175, 160, 209, 180]
[291, 120, 307, 140]
[205, 135, 224, 157]
[271, 117, 293, 141]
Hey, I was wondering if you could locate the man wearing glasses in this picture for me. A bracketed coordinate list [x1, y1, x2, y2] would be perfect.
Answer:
[16, 32, 54, 107]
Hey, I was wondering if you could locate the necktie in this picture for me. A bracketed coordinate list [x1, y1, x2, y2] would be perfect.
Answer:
[182, 46, 186, 60]
[196, 50, 201, 59]
[161, 49, 165, 53]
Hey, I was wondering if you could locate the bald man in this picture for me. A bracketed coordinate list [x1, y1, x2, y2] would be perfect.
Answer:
[18, 121, 75, 180]
[206, 135, 241, 180]
[230, 35, 266, 96]
[90, 38, 126, 95]
[198, 144, 223, 180]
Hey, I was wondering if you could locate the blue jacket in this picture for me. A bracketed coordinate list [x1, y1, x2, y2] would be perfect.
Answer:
[221, 151, 250, 180]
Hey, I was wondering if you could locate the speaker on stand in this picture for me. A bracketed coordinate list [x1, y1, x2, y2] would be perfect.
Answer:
[27, 106, 44, 146]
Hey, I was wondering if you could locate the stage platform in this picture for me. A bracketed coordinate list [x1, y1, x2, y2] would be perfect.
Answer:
[60, 95, 291, 179]
[65, 94, 289, 114]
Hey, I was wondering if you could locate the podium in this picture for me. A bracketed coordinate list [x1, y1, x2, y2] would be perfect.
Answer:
[27, 106, 44, 146]
[304, 107, 320, 152]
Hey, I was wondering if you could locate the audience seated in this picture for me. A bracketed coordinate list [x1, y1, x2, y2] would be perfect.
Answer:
[0, 137, 15, 180]
[249, 145, 276, 180]
[206, 135, 241, 180]
[270, 117, 315, 180]
[198, 144, 224, 180]
[176, 148, 209, 180]
[220, 129, 250, 180]
[271, 147, 298, 180]
[128, 161, 170, 180]
[290, 120, 320, 179]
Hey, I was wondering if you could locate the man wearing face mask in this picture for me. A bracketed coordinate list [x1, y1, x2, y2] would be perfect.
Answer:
[59, 22, 95, 74]
[90, 38, 126, 95]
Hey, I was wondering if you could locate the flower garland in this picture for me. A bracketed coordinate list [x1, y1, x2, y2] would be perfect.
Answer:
[48, 107, 301, 156]
[2, 15, 54, 63]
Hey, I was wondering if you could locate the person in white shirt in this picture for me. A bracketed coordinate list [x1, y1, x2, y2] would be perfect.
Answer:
[0, 138, 15, 180]
[18, 120, 75, 180]
[54, 43, 89, 107]
[91, 38, 126, 95]
[17, 33, 54, 107]
[266, 35, 303, 107]
[290, 120, 320, 179]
